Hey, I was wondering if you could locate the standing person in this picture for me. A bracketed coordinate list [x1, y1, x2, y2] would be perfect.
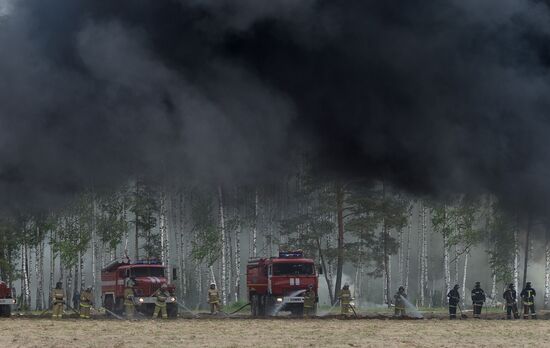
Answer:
[207, 283, 221, 314]
[124, 279, 136, 319]
[52, 282, 65, 319]
[503, 283, 519, 319]
[72, 290, 80, 311]
[303, 285, 317, 317]
[520, 282, 537, 319]
[394, 286, 407, 317]
[338, 283, 352, 317]
[152, 284, 170, 319]
[79, 286, 93, 319]
[447, 284, 460, 319]
[471, 282, 486, 319]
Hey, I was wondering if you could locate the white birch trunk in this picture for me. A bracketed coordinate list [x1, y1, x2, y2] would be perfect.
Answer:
[22, 243, 31, 310]
[443, 234, 450, 303]
[454, 245, 460, 286]
[218, 185, 227, 305]
[544, 234, 550, 309]
[252, 189, 258, 258]
[398, 228, 404, 286]
[461, 253, 468, 307]
[404, 208, 411, 293]
[490, 272, 497, 307]
[49, 231, 56, 309]
[91, 200, 98, 304]
[182, 191, 187, 296]
[513, 222, 519, 292]
[234, 220, 241, 302]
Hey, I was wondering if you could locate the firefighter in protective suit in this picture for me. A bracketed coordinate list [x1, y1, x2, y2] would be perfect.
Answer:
[79, 286, 93, 319]
[303, 285, 316, 317]
[471, 282, 486, 319]
[394, 286, 407, 317]
[503, 283, 519, 319]
[338, 283, 352, 316]
[447, 284, 460, 319]
[152, 284, 170, 319]
[52, 282, 65, 319]
[520, 282, 537, 319]
[124, 279, 136, 319]
[208, 283, 221, 314]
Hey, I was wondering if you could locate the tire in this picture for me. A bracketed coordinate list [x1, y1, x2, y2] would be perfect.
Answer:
[251, 295, 259, 317]
[104, 296, 114, 316]
[167, 303, 178, 318]
[0, 304, 10, 317]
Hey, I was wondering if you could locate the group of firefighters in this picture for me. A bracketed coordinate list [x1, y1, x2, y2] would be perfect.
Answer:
[446, 281, 538, 320]
[48, 280, 222, 319]
[47, 280, 541, 320]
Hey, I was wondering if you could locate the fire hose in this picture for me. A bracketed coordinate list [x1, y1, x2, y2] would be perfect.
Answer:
[227, 302, 251, 315]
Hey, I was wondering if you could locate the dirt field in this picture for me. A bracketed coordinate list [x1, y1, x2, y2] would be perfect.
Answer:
[1, 318, 549, 348]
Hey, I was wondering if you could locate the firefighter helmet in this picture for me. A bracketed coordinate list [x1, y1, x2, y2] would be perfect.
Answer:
[56, 282, 62, 289]
[453, 284, 459, 289]
[509, 283, 515, 289]
[399, 286, 404, 292]
[210, 283, 216, 289]
[526, 282, 532, 287]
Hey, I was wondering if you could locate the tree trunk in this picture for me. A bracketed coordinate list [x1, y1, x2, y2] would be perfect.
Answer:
[461, 252, 468, 307]
[404, 207, 412, 293]
[177, 191, 186, 299]
[49, 231, 56, 310]
[22, 243, 31, 310]
[545, 225, 550, 309]
[334, 182, 345, 304]
[316, 237, 334, 304]
[490, 272, 497, 307]
[418, 202, 426, 307]
[454, 245, 460, 286]
[522, 214, 532, 289]
[398, 228, 404, 287]
[513, 215, 519, 291]
[159, 191, 167, 267]
[234, 218, 241, 302]
[218, 185, 227, 305]
[422, 208, 429, 306]
[252, 189, 258, 258]
[134, 181, 140, 259]
[443, 234, 450, 304]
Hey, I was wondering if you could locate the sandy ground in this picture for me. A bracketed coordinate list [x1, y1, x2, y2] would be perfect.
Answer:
[1, 318, 549, 348]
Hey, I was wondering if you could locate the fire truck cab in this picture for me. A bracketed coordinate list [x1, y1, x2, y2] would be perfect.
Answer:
[0, 280, 15, 317]
[101, 258, 177, 317]
[247, 250, 319, 316]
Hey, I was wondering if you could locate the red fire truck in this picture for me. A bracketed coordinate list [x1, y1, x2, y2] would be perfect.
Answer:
[0, 280, 15, 317]
[101, 258, 177, 317]
[247, 250, 319, 316]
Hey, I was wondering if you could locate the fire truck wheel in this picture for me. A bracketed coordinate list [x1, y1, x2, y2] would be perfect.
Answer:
[167, 303, 178, 318]
[0, 305, 10, 317]
[251, 295, 259, 317]
[104, 296, 115, 316]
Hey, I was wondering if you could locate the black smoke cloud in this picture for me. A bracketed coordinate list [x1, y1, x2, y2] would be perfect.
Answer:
[1, 0, 550, 213]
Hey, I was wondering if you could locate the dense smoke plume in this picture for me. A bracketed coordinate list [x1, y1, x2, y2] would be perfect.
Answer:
[2, 0, 550, 212]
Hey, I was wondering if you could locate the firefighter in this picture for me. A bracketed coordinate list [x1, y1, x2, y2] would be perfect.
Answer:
[520, 282, 537, 319]
[52, 282, 65, 319]
[152, 284, 170, 319]
[503, 283, 519, 319]
[207, 283, 221, 314]
[447, 284, 460, 319]
[124, 279, 136, 319]
[394, 286, 407, 317]
[471, 282, 486, 319]
[337, 283, 352, 317]
[79, 286, 93, 319]
[303, 284, 316, 317]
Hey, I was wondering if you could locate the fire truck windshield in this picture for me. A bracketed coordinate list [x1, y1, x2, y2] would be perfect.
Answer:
[273, 263, 314, 276]
[130, 267, 165, 278]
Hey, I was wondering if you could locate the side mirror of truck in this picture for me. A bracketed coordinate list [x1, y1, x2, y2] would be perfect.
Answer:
[172, 268, 178, 281]
[318, 266, 323, 275]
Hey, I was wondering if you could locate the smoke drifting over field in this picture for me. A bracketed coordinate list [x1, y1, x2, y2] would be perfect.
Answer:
[2, 0, 550, 212]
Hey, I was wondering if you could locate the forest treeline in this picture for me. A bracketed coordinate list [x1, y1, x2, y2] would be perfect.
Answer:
[0, 164, 549, 311]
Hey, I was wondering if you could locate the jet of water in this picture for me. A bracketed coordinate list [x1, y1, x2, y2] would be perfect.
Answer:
[270, 289, 306, 316]
[317, 299, 340, 317]
[177, 301, 200, 318]
[400, 295, 423, 319]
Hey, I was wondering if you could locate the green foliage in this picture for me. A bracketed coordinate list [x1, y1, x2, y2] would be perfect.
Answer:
[130, 183, 159, 258]
[486, 201, 515, 284]
[97, 190, 129, 252]
[190, 189, 220, 266]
